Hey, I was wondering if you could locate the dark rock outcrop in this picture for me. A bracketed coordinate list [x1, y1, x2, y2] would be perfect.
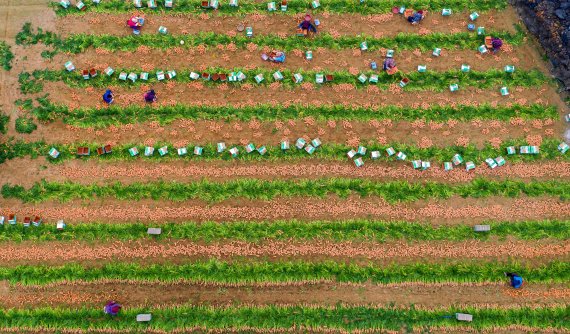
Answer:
[510, 0, 570, 90]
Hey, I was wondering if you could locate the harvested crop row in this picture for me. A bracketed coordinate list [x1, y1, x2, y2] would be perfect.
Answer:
[48, 44, 537, 73]
[0, 239, 567, 265]
[38, 82, 559, 112]
[54, 11, 516, 38]
[3, 138, 567, 166]
[5, 159, 570, 189]
[1, 260, 568, 285]
[23, 68, 548, 91]
[2, 196, 567, 223]
[1, 219, 569, 243]
[2, 281, 568, 309]
[16, 23, 524, 53]
[52, 0, 509, 16]
[4, 178, 570, 204]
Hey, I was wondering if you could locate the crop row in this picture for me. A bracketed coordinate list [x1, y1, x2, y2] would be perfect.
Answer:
[0, 305, 567, 331]
[4, 178, 570, 203]
[0, 41, 14, 71]
[22, 68, 548, 93]
[16, 23, 524, 53]
[2, 260, 568, 285]
[1, 219, 568, 243]
[1, 138, 568, 165]
[52, 0, 509, 16]
[1, 307, 568, 333]
[29, 96, 558, 126]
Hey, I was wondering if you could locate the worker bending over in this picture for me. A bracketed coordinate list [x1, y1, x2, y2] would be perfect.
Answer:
[298, 14, 317, 36]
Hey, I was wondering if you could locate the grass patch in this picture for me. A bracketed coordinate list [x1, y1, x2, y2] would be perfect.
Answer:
[14, 116, 37, 134]
[0, 41, 14, 71]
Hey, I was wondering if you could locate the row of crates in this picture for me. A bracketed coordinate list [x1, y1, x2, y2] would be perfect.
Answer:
[49, 141, 568, 162]
[1, 215, 43, 228]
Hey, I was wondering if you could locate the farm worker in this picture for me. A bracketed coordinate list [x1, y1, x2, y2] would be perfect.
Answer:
[383, 58, 398, 75]
[104, 301, 122, 316]
[127, 15, 144, 34]
[407, 10, 426, 25]
[491, 37, 503, 53]
[144, 89, 157, 103]
[102, 89, 114, 104]
[298, 14, 317, 36]
[267, 50, 286, 63]
[505, 272, 523, 289]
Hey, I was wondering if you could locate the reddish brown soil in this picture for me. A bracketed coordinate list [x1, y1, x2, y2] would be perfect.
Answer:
[1, 281, 567, 309]
[0, 238, 566, 266]
[1, 195, 568, 224]
[55, 10, 518, 38]
[2, 158, 570, 188]
[43, 82, 563, 111]
[20, 116, 559, 150]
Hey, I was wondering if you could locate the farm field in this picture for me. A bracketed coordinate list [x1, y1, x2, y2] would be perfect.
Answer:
[0, 0, 569, 332]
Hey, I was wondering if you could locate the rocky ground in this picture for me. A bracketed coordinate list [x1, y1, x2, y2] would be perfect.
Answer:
[511, 0, 570, 91]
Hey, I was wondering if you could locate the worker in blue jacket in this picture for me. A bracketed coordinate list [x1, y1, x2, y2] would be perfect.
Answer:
[505, 272, 523, 289]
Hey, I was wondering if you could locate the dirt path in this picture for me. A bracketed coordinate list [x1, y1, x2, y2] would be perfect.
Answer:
[54, 10, 518, 38]
[3, 158, 570, 188]
[1, 196, 568, 224]
[15, 114, 558, 150]
[0, 239, 566, 266]
[47, 44, 543, 74]
[1, 280, 567, 309]
[42, 82, 562, 110]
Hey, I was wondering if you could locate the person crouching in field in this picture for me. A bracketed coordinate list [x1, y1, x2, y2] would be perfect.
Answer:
[144, 89, 157, 103]
[298, 14, 317, 36]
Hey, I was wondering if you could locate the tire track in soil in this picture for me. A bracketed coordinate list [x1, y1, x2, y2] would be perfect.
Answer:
[48, 45, 542, 73]
[2, 281, 568, 309]
[54, 10, 517, 38]
[4, 158, 570, 188]
[0, 239, 567, 266]
[1, 196, 568, 225]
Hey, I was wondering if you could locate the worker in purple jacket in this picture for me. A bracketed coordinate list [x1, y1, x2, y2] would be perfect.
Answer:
[298, 14, 317, 36]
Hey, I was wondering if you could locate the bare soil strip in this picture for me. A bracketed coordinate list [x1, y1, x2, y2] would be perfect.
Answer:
[1, 196, 568, 224]
[43, 82, 562, 113]
[17, 116, 557, 150]
[48, 44, 543, 73]
[0, 239, 567, 266]
[3, 158, 570, 188]
[54, 10, 517, 38]
[0, 280, 567, 309]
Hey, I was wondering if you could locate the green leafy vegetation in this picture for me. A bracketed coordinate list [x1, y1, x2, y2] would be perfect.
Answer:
[0, 113, 8, 135]
[52, 0, 509, 15]
[1, 219, 568, 243]
[14, 116, 37, 134]
[18, 72, 44, 94]
[0, 305, 567, 331]
[3, 178, 570, 203]
[16, 26, 525, 53]
[32, 97, 558, 127]
[2, 260, 568, 285]
[26, 68, 549, 91]
[0, 41, 14, 71]
[1, 138, 568, 165]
